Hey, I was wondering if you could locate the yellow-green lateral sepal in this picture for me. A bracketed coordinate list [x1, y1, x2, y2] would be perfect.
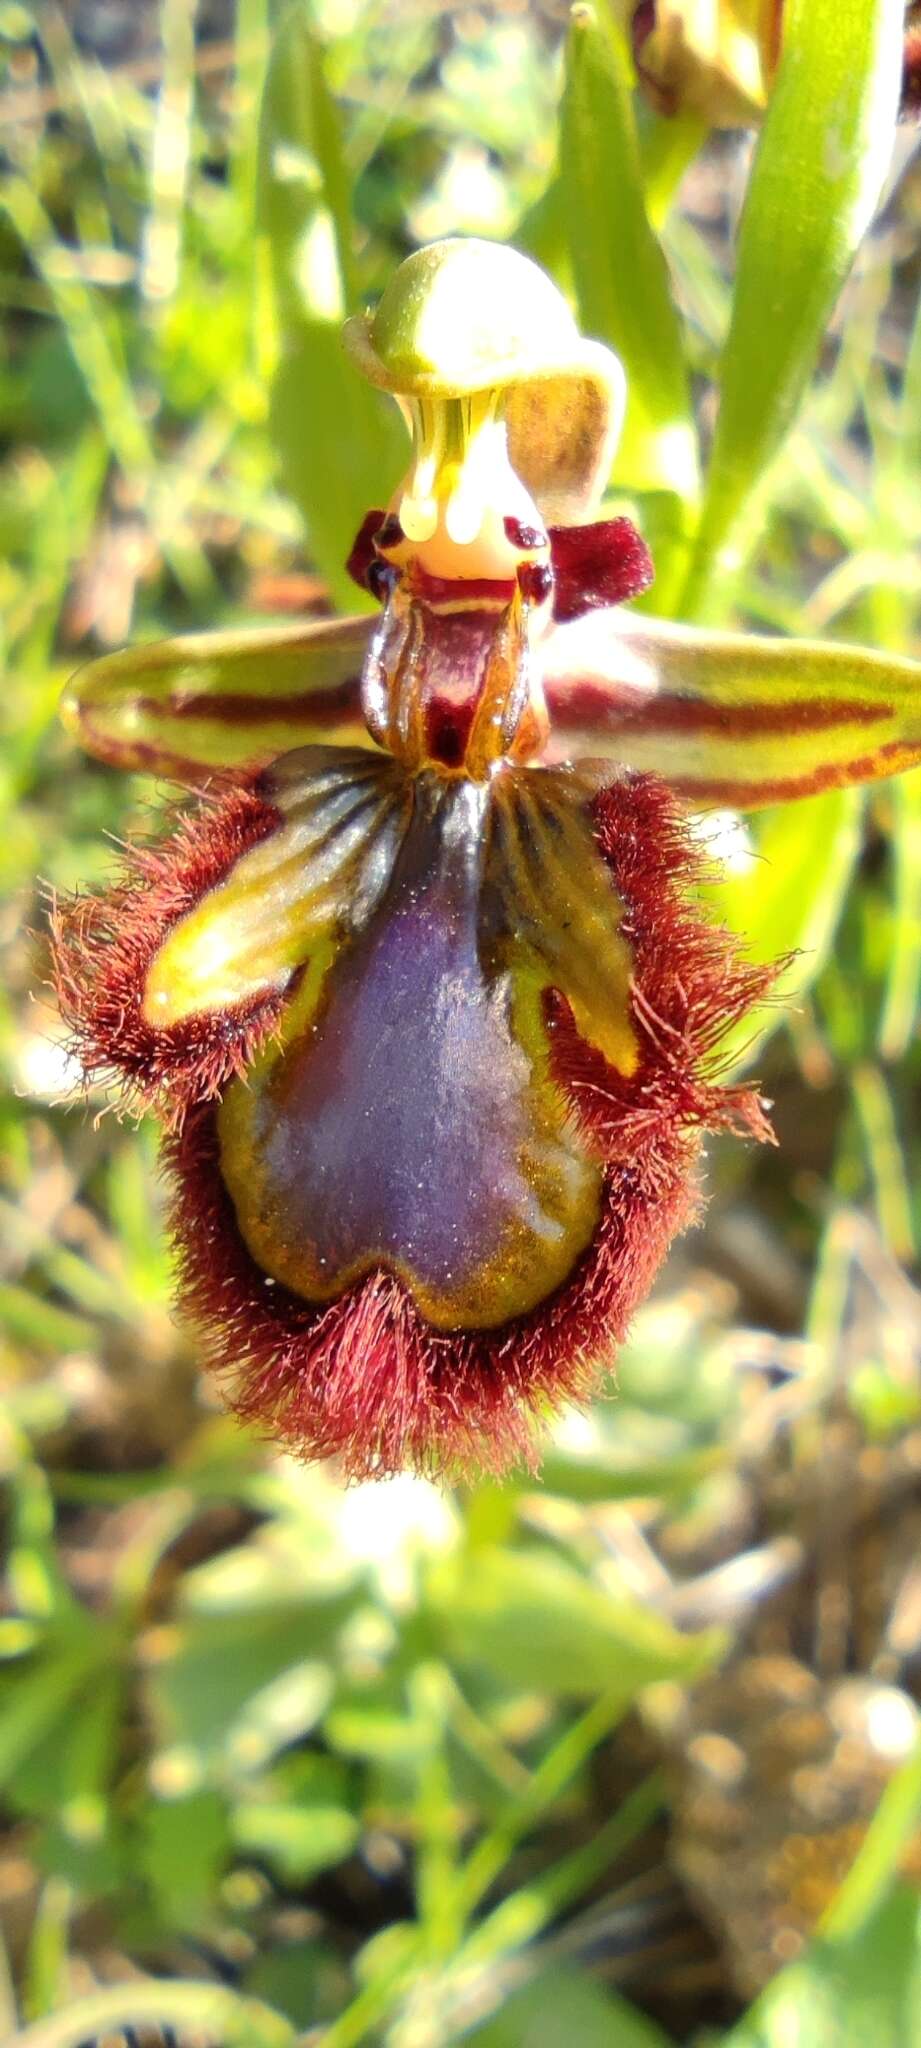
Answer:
[344, 238, 625, 523]
[61, 617, 375, 783]
[542, 613, 921, 808]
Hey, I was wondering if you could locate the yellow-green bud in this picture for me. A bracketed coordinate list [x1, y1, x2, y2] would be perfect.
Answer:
[623, 0, 784, 127]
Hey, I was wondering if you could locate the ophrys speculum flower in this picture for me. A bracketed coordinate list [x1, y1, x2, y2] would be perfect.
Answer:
[54, 239, 921, 1479]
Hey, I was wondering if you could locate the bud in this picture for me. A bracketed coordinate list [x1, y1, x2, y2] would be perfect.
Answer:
[626, 0, 783, 125]
[627, 1, 921, 128]
[904, 1, 921, 116]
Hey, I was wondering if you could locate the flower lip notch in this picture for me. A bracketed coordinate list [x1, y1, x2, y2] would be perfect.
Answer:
[54, 236, 921, 1481]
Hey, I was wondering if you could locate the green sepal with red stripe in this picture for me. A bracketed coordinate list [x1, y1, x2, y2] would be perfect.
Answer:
[541, 611, 921, 808]
[61, 616, 375, 784]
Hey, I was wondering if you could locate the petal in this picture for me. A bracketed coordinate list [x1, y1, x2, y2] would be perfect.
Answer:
[61, 616, 375, 783]
[143, 748, 410, 1025]
[541, 611, 921, 807]
[167, 769, 776, 1482]
[51, 785, 285, 1125]
[52, 749, 411, 1126]
[548, 518, 654, 623]
[215, 771, 607, 1333]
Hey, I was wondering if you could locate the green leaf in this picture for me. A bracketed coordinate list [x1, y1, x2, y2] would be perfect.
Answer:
[465, 1966, 672, 2048]
[0, 1637, 102, 1792]
[257, 0, 357, 321]
[637, 104, 707, 232]
[714, 787, 863, 1065]
[141, 1790, 231, 1930]
[22, 1878, 71, 2023]
[269, 327, 405, 613]
[233, 1801, 360, 1883]
[880, 768, 921, 1059]
[15, 1662, 124, 1827]
[725, 1885, 921, 2048]
[686, 0, 903, 613]
[821, 1734, 921, 1943]
[427, 1546, 721, 1697]
[144, 1596, 352, 1767]
[560, 6, 697, 502]
[540, 1437, 720, 1506]
[258, 2, 405, 608]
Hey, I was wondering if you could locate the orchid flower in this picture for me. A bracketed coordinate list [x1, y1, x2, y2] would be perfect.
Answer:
[54, 239, 921, 1481]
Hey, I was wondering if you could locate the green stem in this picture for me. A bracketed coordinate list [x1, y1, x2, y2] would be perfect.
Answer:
[459, 1768, 666, 1969]
[449, 1687, 631, 1924]
[320, 1942, 422, 2048]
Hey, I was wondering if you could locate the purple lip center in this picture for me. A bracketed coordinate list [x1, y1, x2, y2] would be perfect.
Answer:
[218, 774, 601, 1329]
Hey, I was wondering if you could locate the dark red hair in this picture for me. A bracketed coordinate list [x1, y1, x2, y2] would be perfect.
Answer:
[52, 784, 283, 1129]
[165, 774, 776, 1481]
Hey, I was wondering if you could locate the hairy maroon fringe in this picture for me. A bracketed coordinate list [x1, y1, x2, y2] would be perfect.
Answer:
[903, 9, 921, 119]
[550, 772, 780, 1159]
[51, 785, 283, 1129]
[165, 772, 778, 1484]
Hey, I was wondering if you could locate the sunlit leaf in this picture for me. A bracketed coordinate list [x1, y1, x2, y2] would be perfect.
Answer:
[141, 1789, 231, 1930]
[233, 1802, 360, 1883]
[257, 2, 406, 608]
[714, 787, 863, 1065]
[686, 0, 903, 610]
[427, 1545, 721, 1697]
[560, 6, 697, 502]
[726, 1885, 921, 2048]
[466, 1967, 672, 2047]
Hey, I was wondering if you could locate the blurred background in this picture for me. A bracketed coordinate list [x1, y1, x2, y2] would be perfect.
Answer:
[2, 1, 921, 2041]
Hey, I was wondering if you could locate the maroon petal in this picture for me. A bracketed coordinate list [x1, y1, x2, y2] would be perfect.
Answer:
[549, 517, 654, 623]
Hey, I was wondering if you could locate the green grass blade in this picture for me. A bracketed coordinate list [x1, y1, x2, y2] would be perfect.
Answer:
[685, 0, 903, 615]
[257, 0, 405, 607]
[257, 0, 358, 320]
[560, 5, 698, 504]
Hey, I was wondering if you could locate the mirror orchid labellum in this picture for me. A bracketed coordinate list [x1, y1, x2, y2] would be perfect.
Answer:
[54, 239, 921, 1480]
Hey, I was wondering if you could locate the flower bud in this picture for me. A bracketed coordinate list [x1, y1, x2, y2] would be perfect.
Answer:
[624, 0, 783, 126]
[904, 1, 921, 116]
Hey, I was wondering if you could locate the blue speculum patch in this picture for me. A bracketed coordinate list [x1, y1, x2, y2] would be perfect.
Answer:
[217, 764, 629, 1329]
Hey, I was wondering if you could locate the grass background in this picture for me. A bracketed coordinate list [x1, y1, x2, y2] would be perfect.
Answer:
[2, 1, 921, 2041]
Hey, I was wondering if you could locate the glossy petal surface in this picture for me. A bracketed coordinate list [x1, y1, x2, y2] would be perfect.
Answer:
[215, 757, 640, 1330]
[542, 611, 921, 806]
[169, 770, 776, 1480]
[61, 617, 374, 783]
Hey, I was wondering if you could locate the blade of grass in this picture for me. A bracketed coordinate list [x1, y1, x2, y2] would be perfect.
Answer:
[458, 1769, 665, 1967]
[684, 0, 903, 617]
[851, 1062, 916, 1264]
[449, 1687, 633, 1925]
[821, 1734, 921, 1942]
[0, 180, 214, 603]
[140, 0, 197, 307]
[560, 5, 698, 508]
